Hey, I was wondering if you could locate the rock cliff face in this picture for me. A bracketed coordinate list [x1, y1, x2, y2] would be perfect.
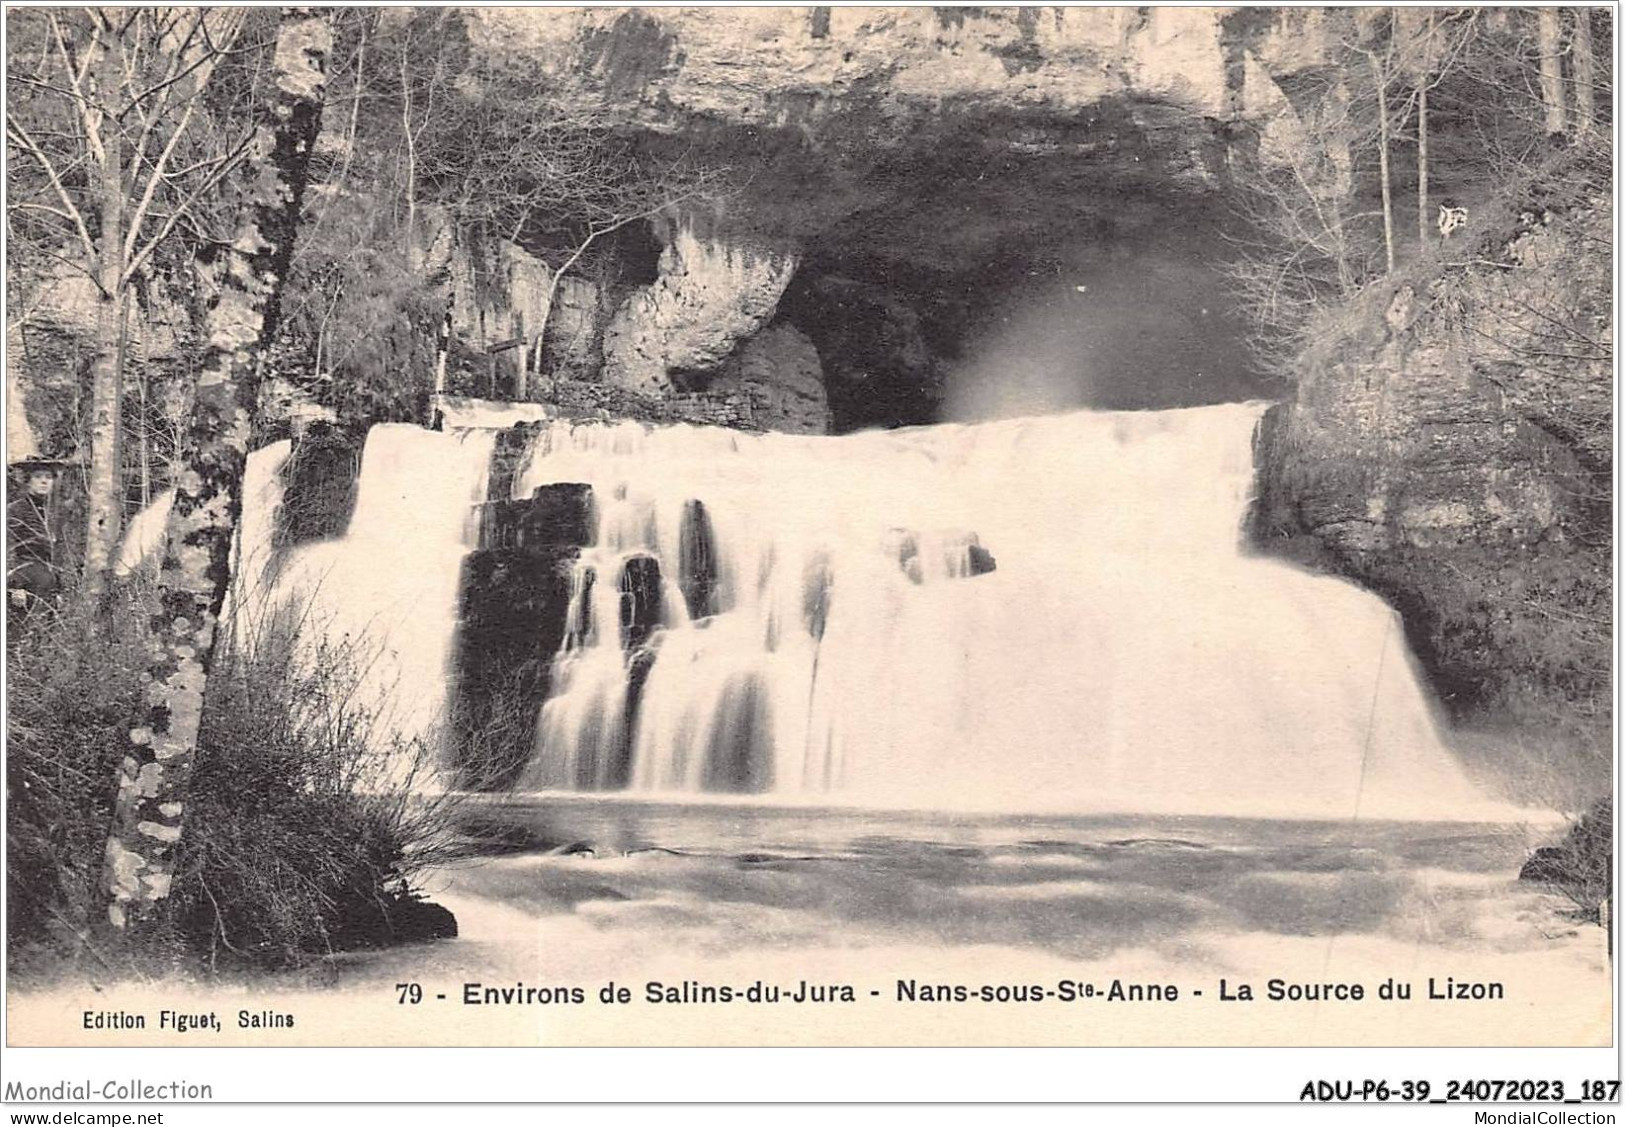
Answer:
[600, 222, 799, 394]
[467, 6, 1338, 258]
[470, 6, 1311, 138]
[459, 6, 1346, 428]
[709, 322, 830, 435]
[1253, 183, 1610, 750]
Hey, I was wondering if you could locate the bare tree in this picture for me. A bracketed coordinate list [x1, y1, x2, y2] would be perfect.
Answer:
[407, 38, 727, 397]
[1538, 7, 1567, 137]
[1369, 43, 1398, 273]
[6, 8, 260, 599]
[103, 9, 332, 936]
[279, 15, 729, 408]
[1571, 8, 1597, 137]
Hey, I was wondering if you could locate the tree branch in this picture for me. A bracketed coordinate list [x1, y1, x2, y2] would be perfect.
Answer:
[5, 113, 98, 265]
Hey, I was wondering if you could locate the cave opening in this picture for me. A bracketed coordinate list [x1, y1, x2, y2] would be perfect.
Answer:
[778, 216, 1276, 433]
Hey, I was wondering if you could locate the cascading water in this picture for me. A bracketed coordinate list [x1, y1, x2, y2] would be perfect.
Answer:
[230, 407, 1512, 820]
[243, 425, 496, 781]
[469, 403, 1502, 820]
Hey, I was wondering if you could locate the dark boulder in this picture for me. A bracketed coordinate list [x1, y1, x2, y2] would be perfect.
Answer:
[678, 498, 719, 618]
[486, 422, 541, 502]
[619, 554, 664, 649]
[328, 890, 458, 951]
[452, 484, 598, 788]
[274, 423, 363, 552]
[477, 481, 596, 552]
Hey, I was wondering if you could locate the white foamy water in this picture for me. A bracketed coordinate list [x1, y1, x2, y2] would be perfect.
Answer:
[242, 426, 495, 777]
[188, 406, 1523, 820]
[473, 404, 1509, 821]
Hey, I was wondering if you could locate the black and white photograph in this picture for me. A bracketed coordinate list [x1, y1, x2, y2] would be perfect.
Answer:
[2, 1, 1615, 1082]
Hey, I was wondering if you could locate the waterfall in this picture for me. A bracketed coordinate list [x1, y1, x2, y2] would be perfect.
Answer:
[244, 407, 1512, 820]
[247, 425, 495, 774]
[462, 404, 1500, 820]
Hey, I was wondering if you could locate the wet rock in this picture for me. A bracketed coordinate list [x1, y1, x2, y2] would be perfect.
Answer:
[885, 529, 924, 585]
[275, 423, 363, 550]
[608, 645, 661, 791]
[453, 483, 597, 787]
[618, 554, 663, 649]
[477, 482, 596, 552]
[708, 323, 830, 435]
[1252, 199, 1610, 741]
[1519, 799, 1611, 912]
[450, 547, 577, 787]
[678, 499, 719, 618]
[329, 892, 458, 950]
[886, 529, 996, 582]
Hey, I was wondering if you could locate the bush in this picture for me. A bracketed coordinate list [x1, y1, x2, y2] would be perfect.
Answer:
[1520, 798, 1612, 926]
[5, 585, 150, 968]
[168, 604, 468, 969]
[6, 582, 467, 977]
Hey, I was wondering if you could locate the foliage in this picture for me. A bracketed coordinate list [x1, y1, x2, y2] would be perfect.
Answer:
[5, 580, 469, 977]
[278, 187, 446, 424]
[1224, 8, 1611, 380]
[1432, 144, 1613, 476]
[1523, 798, 1612, 925]
[167, 602, 468, 969]
[5, 584, 150, 968]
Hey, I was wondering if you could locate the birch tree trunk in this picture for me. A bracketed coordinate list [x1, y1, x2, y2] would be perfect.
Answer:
[103, 10, 332, 934]
[81, 28, 127, 601]
[1416, 11, 1432, 248]
[1538, 8, 1568, 137]
[1571, 9, 1595, 137]
[1370, 51, 1396, 273]
[1416, 79, 1429, 245]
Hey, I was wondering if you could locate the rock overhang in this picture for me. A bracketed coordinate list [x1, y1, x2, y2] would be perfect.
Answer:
[461, 6, 1320, 420]
[462, 5, 1270, 261]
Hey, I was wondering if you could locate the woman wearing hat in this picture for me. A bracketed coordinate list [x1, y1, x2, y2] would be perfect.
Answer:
[8, 456, 64, 615]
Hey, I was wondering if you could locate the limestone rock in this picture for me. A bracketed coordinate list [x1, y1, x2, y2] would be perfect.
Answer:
[710, 323, 830, 435]
[454, 481, 598, 786]
[1253, 192, 1609, 739]
[601, 222, 799, 394]
[471, 8, 1253, 134]
[540, 275, 609, 381]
